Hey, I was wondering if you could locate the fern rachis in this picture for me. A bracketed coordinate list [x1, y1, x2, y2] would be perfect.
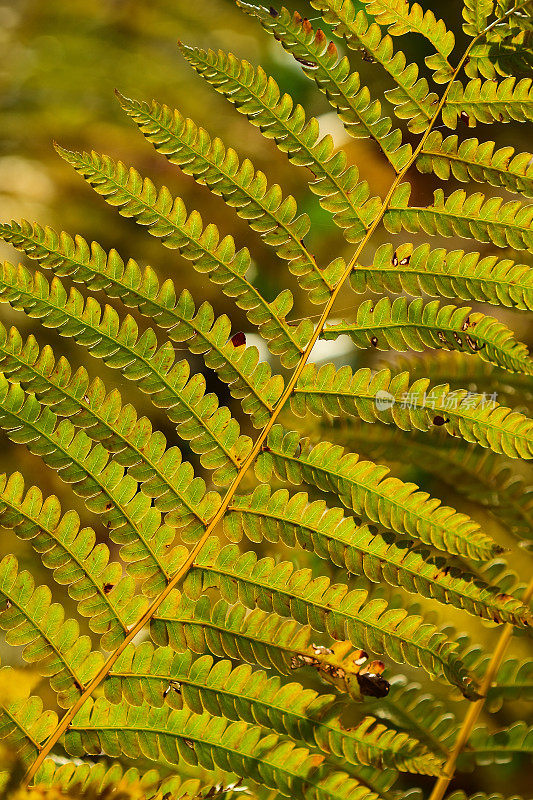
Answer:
[0, 2, 532, 800]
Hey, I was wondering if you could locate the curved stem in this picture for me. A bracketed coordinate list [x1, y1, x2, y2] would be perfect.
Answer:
[429, 574, 533, 800]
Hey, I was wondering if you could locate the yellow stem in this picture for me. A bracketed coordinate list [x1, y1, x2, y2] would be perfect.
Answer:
[23, 0, 527, 786]
[429, 574, 533, 800]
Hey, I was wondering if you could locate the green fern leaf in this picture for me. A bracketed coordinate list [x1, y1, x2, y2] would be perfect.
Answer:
[0, 262, 253, 485]
[54, 146, 308, 368]
[308, 0, 440, 132]
[115, 93, 338, 305]
[0, 472, 142, 651]
[255, 424, 501, 560]
[322, 296, 532, 376]
[181, 536, 479, 694]
[0, 220, 285, 427]
[463, 0, 495, 37]
[385, 185, 533, 251]
[224, 484, 531, 623]
[0, 324, 220, 544]
[0, 555, 104, 708]
[442, 77, 533, 127]
[381, 350, 533, 405]
[417, 133, 533, 197]
[178, 44, 383, 243]
[106, 643, 442, 775]
[33, 760, 209, 800]
[323, 420, 533, 541]
[0, 377, 181, 596]
[355, 0, 455, 81]
[64, 699, 381, 800]
[368, 676, 458, 756]
[236, 3, 411, 170]
[0, 690, 57, 766]
[351, 242, 533, 310]
[485, 658, 533, 709]
[293, 363, 533, 458]
[151, 593, 350, 679]
[462, 722, 533, 765]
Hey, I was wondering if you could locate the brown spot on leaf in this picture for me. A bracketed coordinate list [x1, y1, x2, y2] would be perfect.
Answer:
[315, 29, 327, 45]
[231, 332, 246, 347]
[357, 672, 390, 698]
[327, 41, 338, 57]
[302, 18, 313, 34]
[461, 317, 470, 331]
[370, 336, 378, 347]
[269, 6, 279, 16]
[103, 583, 114, 594]
[460, 111, 470, 124]
[399, 255, 411, 265]
[392, 252, 399, 267]
[437, 331, 446, 343]
[433, 415, 449, 426]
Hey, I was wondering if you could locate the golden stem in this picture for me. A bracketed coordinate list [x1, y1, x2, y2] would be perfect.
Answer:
[429, 574, 533, 800]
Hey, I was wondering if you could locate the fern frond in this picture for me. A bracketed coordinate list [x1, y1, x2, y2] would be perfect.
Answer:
[463, 722, 533, 765]
[178, 44, 383, 243]
[152, 593, 342, 678]
[446, 793, 526, 800]
[463, 0, 495, 38]
[0, 472, 141, 651]
[224, 486, 531, 623]
[352, 242, 533, 311]
[293, 363, 533, 458]
[0, 262, 253, 486]
[381, 350, 533, 405]
[485, 658, 533, 709]
[308, 0, 440, 132]
[115, 93, 338, 305]
[385, 185, 533, 251]
[0, 322, 221, 545]
[54, 146, 308, 368]
[236, 3, 411, 170]
[442, 77, 533, 127]
[0, 377, 180, 596]
[255, 424, 501, 560]
[322, 297, 533, 376]
[106, 644, 441, 775]
[0, 691, 57, 766]
[181, 536, 479, 694]
[322, 421, 533, 540]
[64, 699, 382, 800]
[33, 760, 207, 800]
[417, 133, 533, 198]
[0, 220, 285, 427]
[0, 556, 103, 708]
[356, 0, 455, 81]
[370, 676, 457, 757]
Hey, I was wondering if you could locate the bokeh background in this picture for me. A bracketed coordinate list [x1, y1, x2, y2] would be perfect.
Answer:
[0, 0, 531, 796]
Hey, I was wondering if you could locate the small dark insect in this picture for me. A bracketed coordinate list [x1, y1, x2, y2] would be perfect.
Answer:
[352, 649, 368, 666]
[392, 252, 399, 267]
[361, 48, 377, 63]
[103, 583, 114, 594]
[269, 6, 279, 16]
[433, 415, 449, 426]
[370, 336, 378, 347]
[460, 111, 470, 124]
[230, 331, 246, 347]
[357, 672, 390, 698]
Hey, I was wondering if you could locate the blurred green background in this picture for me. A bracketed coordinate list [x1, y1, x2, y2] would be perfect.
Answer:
[0, 0, 531, 795]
